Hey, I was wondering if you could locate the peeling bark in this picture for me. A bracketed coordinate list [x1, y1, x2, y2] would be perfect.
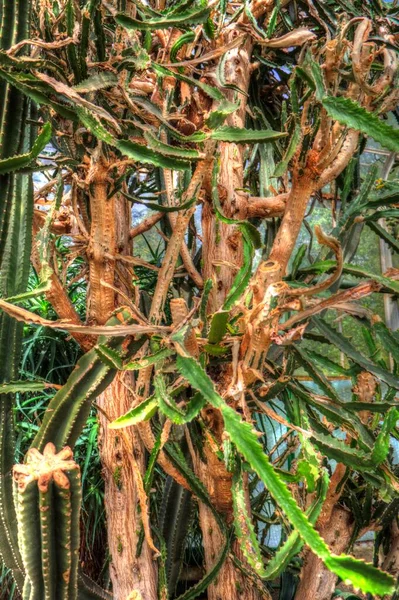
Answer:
[86, 161, 157, 598]
[199, 32, 267, 599]
[295, 506, 354, 600]
[97, 377, 158, 600]
[295, 465, 353, 600]
[193, 447, 270, 600]
[87, 156, 116, 325]
[382, 521, 399, 579]
[202, 36, 253, 313]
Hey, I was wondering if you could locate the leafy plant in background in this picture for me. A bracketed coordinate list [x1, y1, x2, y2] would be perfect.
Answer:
[0, 0, 398, 599]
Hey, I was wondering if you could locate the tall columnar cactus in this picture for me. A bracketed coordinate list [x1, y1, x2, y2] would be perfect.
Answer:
[13, 443, 82, 600]
[0, 0, 34, 589]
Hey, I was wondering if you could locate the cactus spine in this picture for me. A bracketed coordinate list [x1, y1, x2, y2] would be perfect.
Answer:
[13, 443, 82, 600]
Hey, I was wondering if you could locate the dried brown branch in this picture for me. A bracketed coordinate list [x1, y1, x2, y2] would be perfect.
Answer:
[129, 211, 164, 239]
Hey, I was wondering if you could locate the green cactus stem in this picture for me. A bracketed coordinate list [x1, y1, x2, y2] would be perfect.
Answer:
[0, 0, 34, 589]
[13, 443, 82, 600]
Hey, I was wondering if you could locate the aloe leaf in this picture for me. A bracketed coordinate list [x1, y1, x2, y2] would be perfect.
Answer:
[76, 108, 192, 170]
[314, 318, 399, 389]
[224, 228, 255, 310]
[290, 346, 341, 402]
[371, 409, 399, 466]
[75, 107, 116, 145]
[153, 63, 225, 102]
[210, 126, 286, 143]
[208, 311, 229, 344]
[367, 221, 399, 254]
[232, 468, 266, 577]
[123, 348, 174, 370]
[0, 70, 78, 121]
[310, 432, 371, 472]
[159, 473, 192, 596]
[372, 319, 399, 357]
[143, 131, 202, 160]
[273, 123, 301, 176]
[304, 54, 326, 101]
[0, 381, 57, 394]
[299, 261, 399, 295]
[301, 350, 354, 377]
[94, 345, 123, 369]
[322, 97, 399, 152]
[153, 63, 238, 128]
[345, 401, 398, 413]
[170, 31, 195, 63]
[175, 355, 395, 595]
[287, 383, 374, 450]
[73, 72, 118, 93]
[31, 313, 145, 449]
[115, 5, 210, 29]
[117, 139, 191, 170]
[122, 189, 197, 213]
[108, 396, 158, 429]
[154, 374, 205, 425]
[203, 344, 228, 356]
[164, 444, 230, 600]
[263, 470, 329, 580]
[0, 123, 51, 175]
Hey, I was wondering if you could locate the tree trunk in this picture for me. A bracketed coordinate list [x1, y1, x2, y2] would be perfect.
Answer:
[382, 521, 399, 579]
[194, 454, 269, 600]
[87, 158, 157, 599]
[199, 34, 267, 599]
[202, 36, 253, 313]
[97, 376, 158, 600]
[295, 506, 354, 600]
[295, 465, 354, 600]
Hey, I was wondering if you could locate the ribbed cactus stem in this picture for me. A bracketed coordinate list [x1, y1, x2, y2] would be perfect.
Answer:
[0, 0, 34, 589]
[13, 443, 82, 600]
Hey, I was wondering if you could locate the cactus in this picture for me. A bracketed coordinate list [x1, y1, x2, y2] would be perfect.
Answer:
[13, 443, 82, 600]
[0, 0, 34, 589]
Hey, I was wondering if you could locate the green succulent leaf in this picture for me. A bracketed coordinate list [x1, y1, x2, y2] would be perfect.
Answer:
[73, 72, 118, 93]
[210, 126, 286, 143]
[322, 97, 399, 152]
[0, 380, 57, 394]
[175, 355, 395, 595]
[314, 318, 399, 389]
[0, 123, 51, 175]
[371, 409, 399, 466]
[108, 396, 158, 429]
[263, 470, 329, 580]
[154, 375, 206, 425]
[115, 6, 211, 29]
[232, 468, 266, 577]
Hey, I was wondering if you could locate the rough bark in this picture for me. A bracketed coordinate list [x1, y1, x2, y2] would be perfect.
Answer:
[199, 32, 267, 600]
[295, 465, 354, 600]
[193, 444, 269, 600]
[86, 159, 157, 599]
[86, 156, 116, 325]
[295, 506, 354, 600]
[202, 36, 253, 313]
[97, 376, 158, 600]
[382, 521, 399, 579]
